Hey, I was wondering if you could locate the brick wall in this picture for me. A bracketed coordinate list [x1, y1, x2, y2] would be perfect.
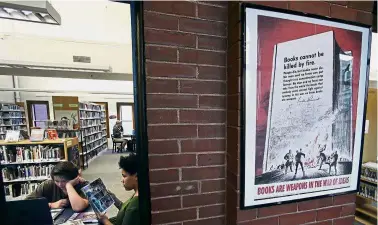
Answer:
[227, 1, 374, 225]
[144, 1, 375, 225]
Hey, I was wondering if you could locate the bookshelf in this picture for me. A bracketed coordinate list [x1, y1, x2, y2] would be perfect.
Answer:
[0, 103, 27, 140]
[356, 162, 377, 225]
[0, 138, 80, 200]
[79, 102, 108, 169]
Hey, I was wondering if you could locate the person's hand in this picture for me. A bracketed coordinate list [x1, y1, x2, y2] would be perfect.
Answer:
[50, 199, 69, 208]
[96, 212, 109, 224]
[66, 176, 85, 187]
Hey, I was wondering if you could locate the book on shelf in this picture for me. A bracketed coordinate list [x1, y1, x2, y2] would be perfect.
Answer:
[4, 182, 41, 198]
[359, 180, 377, 201]
[30, 129, 45, 142]
[47, 129, 58, 140]
[81, 178, 114, 214]
[0, 144, 63, 164]
[2, 164, 54, 182]
[5, 130, 20, 143]
[361, 162, 378, 183]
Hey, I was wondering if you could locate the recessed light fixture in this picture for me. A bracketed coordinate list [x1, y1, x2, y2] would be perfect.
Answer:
[0, 0, 61, 25]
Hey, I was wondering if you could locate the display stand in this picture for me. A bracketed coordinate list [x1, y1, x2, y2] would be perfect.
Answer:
[0, 103, 28, 140]
[0, 138, 80, 200]
[79, 102, 108, 169]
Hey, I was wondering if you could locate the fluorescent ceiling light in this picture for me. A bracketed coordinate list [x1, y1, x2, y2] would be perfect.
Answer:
[0, 0, 61, 25]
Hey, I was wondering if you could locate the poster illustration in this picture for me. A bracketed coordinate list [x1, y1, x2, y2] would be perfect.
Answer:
[242, 6, 371, 208]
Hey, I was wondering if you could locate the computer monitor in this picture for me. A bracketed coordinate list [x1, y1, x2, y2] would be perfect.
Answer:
[6, 198, 54, 225]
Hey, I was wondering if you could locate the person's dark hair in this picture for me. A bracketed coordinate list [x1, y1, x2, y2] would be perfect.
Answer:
[51, 161, 79, 180]
[119, 154, 138, 175]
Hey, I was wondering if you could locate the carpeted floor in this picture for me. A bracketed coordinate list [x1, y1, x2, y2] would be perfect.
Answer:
[82, 149, 134, 217]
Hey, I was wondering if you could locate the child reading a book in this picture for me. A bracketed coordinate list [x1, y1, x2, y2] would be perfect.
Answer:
[25, 161, 90, 212]
[97, 154, 139, 225]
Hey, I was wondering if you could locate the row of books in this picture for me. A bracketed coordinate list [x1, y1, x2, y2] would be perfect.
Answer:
[359, 180, 377, 201]
[79, 102, 102, 111]
[0, 104, 24, 111]
[0, 112, 24, 118]
[79, 111, 101, 119]
[0, 145, 62, 164]
[0, 119, 26, 125]
[361, 162, 377, 182]
[2, 164, 54, 181]
[80, 119, 101, 128]
[4, 182, 40, 198]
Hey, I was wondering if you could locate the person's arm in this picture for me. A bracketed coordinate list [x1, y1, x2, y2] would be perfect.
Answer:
[108, 190, 123, 210]
[66, 178, 89, 212]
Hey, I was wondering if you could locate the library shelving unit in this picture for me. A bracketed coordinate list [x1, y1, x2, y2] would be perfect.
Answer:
[79, 102, 108, 169]
[0, 103, 27, 141]
[356, 162, 377, 225]
[0, 138, 80, 201]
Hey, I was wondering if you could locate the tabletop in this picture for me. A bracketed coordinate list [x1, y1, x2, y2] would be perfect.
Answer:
[53, 206, 100, 225]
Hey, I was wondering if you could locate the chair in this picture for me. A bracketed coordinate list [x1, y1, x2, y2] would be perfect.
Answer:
[111, 134, 123, 153]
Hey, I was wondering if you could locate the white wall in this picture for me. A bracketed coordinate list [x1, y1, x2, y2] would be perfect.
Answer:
[0, 75, 14, 103]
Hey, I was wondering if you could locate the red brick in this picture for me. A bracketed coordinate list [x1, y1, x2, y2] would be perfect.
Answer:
[198, 153, 225, 166]
[146, 62, 196, 78]
[237, 209, 257, 222]
[239, 216, 278, 225]
[149, 154, 197, 169]
[147, 94, 197, 108]
[227, 154, 239, 175]
[150, 181, 199, 197]
[279, 210, 316, 225]
[149, 140, 179, 154]
[179, 49, 226, 66]
[251, 1, 288, 9]
[340, 204, 356, 216]
[198, 125, 225, 138]
[146, 78, 178, 93]
[149, 169, 179, 183]
[183, 192, 225, 207]
[144, 12, 178, 30]
[198, 35, 227, 51]
[201, 1, 228, 7]
[317, 206, 342, 221]
[328, 1, 348, 6]
[199, 204, 225, 218]
[179, 18, 226, 36]
[146, 45, 177, 62]
[181, 139, 225, 153]
[198, 66, 226, 80]
[333, 215, 355, 225]
[357, 10, 373, 25]
[145, 29, 196, 47]
[179, 110, 226, 123]
[183, 217, 225, 225]
[201, 179, 225, 192]
[348, 1, 375, 12]
[151, 208, 197, 224]
[198, 4, 227, 21]
[258, 203, 297, 217]
[147, 109, 178, 124]
[289, 1, 330, 17]
[330, 5, 358, 22]
[199, 96, 226, 109]
[145, 1, 196, 17]
[148, 125, 197, 139]
[333, 193, 356, 205]
[311, 221, 332, 225]
[180, 80, 226, 94]
[151, 196, 181, 211]
[182, 166, 225, 181]
[298, 197, 333, 211]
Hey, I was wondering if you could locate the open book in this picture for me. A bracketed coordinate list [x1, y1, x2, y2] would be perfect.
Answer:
[81, 178, 114, 214]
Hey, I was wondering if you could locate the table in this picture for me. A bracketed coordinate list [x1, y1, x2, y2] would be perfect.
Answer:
[53, 206, 100, 225]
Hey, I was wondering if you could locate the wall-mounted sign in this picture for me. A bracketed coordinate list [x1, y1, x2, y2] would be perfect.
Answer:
[53, 104, 63, 108]
[69, 104, 79, 108]
[241, 4, 371, 209]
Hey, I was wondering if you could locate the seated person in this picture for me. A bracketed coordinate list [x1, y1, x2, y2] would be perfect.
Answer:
[113, 121, 127, 151]
[97, 154, 139, 225]
[26, 161, 89, 212]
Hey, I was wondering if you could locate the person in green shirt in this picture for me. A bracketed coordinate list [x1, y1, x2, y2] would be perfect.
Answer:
[25, 161, 89, 212]
[97, 154, 139, 225]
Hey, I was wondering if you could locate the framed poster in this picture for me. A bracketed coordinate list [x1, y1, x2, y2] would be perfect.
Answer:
[241, 4, 372, 209]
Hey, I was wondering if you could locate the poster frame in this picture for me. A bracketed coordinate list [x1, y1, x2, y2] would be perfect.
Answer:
[240, 3, 372, 210]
